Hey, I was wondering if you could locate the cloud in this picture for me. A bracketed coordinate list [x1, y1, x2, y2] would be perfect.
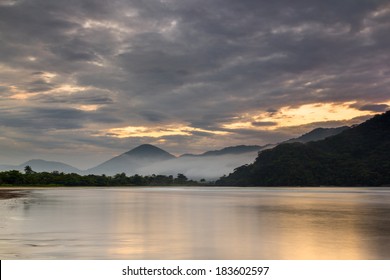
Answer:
[251, 121, 278, 127]
[359, 104, 389, 112]
[0, 0, 389, 167]
[33, 89, 114, 105]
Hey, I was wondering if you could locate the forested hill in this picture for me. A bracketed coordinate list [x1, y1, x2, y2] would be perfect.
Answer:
[217, 111, 390, 186]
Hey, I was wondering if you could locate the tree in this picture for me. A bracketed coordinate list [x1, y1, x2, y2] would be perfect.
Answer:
[24, 165, 34, 175]
[175, 173, 188, 184]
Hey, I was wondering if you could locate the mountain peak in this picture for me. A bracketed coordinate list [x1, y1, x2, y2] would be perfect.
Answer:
[87, 144, 175, 175]
[125, 144, 175, 159]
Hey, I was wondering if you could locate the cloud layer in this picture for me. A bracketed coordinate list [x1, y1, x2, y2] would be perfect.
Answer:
[1, 0, 390, 168]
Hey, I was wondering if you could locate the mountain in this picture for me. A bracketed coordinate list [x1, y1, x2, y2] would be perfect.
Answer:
[217, 111, 390, 186]
[19, 159, 81, 173]
[0, 125, 350, 179]
[283, 126, 349, 144]
[87, 144, 175, 175]
[0, 160, 80, 173]
[0, 164, 17, 172]
[138, 152, 261, 180]
[123, 144, 175, 159]
[159, 128, 347, 180]
[181, 145, 264, 157]
[87, 144, 267, 178]
[138, 145, 274, 180]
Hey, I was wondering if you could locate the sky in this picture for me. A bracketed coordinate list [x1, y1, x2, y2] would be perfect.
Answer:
[1, 0, 390, 169]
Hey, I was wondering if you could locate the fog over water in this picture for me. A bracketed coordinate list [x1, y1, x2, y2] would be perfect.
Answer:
[137, 152, 259, 179]
[1, 187, 390, 259]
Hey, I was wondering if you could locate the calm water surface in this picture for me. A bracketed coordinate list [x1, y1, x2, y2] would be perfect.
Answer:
[1, 187, 390, 259]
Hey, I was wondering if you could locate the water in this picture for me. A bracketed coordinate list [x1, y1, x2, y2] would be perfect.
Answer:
[1, 187, 390, 259]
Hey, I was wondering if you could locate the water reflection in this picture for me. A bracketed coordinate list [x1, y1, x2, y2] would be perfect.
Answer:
[1, 187, 390, 259]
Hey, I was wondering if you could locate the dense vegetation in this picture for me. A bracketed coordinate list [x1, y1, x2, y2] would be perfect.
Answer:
[0, 167, 201, 186]
[217, 111, 390, 186]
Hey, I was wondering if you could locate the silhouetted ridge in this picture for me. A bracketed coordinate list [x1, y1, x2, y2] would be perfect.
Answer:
[283, 126, 350, 144]
[201, 145, 263, 156]
[125, 144, 175, 159]
[181, 145, 264, 157]
[217, 111, 390, 186]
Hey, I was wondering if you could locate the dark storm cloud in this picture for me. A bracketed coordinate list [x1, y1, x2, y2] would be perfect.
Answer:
[1, 0, 390, 165]
[33, 90, 114, 105]
[0, 106, 119, 130]
[50, 45, 100, 62]
[0, 108, 85, 129]
[139, 110, 169, 122]
[26, 79, 56, 93]
[251, 121, 278, 127]
[359, 104, 389, 112]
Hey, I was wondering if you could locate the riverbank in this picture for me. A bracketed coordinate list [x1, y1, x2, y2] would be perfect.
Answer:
[0, 189, 28, 200]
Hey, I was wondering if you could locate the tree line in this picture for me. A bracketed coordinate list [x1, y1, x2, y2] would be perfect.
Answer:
[0, 166, 203, 186]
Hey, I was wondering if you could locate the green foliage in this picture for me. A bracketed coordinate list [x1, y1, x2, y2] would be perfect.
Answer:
[24, 165, 34, 175]
[0, 168, 200, 187]
[217, 111, 390, 186]
[174, 173, 188, 184]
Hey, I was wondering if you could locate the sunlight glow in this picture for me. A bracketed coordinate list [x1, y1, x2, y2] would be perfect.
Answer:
[76, 105, 101, 111]
[108, 126, 191, 138]
[52, 84, 91, 93]
[8, 86, 36, 100]
[8, 83, 94, 100]
[267, 102, 374, 127]
[105, 125, 229, 138]
[9, 93, 32, 100]
[82, 19, 135, 36]
[36, 71, 57, 81]
[223, 102, 385, 131]
[223, 121, 253, 130]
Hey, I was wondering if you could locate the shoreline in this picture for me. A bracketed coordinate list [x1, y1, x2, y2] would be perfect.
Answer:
[0, 189, 28, 200]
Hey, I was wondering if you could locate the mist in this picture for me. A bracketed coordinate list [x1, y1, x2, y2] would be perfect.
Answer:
[136, 152, 260, 180]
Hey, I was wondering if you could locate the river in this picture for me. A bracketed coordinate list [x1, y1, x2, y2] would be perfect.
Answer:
[1, 187, 390, 259]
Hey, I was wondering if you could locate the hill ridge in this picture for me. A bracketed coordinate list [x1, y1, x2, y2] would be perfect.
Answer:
[217, 111, 390, 186]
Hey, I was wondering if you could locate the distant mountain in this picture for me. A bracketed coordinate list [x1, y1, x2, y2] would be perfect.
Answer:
[0, 164, 17, 172]
[0, 160, 80, 173]
[283, 126, 349, 144]
[0, 125, 352, 179]
[87, 144, 175, 175]
[217, 111, 390, 186]
[138, 152, 261, 180]
[19, 159, 81, 174]
[181, 145, 265, 157]
[170, 129, 349, 179]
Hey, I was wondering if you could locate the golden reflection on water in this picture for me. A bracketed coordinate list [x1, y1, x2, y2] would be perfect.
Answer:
[267, 198, 366, 259]
[99, 188, 390, 259]
[1, 187, 390, 259]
